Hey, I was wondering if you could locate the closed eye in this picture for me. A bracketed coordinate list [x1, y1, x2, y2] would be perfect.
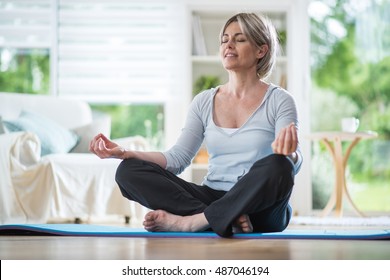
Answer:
[221, 33, 247, 44]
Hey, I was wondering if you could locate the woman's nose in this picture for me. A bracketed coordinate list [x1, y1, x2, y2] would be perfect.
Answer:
[226, 39, 235, 48]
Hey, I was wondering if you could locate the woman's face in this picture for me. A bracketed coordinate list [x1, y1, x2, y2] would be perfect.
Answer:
[219, 21, 264, 73]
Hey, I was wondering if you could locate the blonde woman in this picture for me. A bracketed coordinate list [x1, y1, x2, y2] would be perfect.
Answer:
[90, 13, 302, 237]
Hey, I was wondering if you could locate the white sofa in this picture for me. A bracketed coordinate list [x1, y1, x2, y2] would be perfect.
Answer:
[0, 92, 148, 225]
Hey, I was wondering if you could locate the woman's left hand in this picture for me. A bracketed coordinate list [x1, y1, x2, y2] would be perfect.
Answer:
[272, 123, 298, 156]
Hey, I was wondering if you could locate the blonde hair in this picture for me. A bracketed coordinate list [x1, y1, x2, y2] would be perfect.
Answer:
[220, 12, 280, 79]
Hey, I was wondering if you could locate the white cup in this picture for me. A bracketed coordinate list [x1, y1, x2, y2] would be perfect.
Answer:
[341, 117, 359, 133]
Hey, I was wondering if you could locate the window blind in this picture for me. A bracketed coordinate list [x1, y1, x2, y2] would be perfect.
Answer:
[0, 0, 51, 48]
[57, 0, 181, 103]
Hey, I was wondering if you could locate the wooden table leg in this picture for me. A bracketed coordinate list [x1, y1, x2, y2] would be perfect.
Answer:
[320, 188, 336, 217]
[342, 138, 366, 217]
[320, 139, 340, 217]
[319, 137, 365, 217]
[333, 137, 345, 217]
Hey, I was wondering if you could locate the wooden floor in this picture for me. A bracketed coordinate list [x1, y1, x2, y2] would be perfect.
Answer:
[1, 224, 389, 260]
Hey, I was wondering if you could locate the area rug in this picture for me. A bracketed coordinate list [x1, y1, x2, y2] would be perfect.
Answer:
[0, 224, 389, 240]
[290, 216, 390, 226]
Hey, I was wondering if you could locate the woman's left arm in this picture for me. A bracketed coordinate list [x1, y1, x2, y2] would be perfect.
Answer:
[270, 89, 303, 173]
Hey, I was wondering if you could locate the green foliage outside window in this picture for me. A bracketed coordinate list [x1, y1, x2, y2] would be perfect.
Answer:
[311, 1, 390, 139]
[0, 48, 50, 94]
[91, 104, 165, 149]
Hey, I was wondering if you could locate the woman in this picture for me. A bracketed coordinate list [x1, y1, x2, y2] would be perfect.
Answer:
[90, 12, 302, 237]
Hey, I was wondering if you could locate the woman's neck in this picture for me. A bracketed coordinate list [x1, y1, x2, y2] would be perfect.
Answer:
[224, 72, 267, 99]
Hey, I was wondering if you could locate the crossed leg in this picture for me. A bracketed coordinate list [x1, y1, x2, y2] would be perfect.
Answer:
[117, 156, 293, 237]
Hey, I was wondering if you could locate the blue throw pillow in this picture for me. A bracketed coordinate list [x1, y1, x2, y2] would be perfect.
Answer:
[4, 110, 80, 156]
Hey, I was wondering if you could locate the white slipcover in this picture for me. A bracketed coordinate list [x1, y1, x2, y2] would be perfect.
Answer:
[0, 92, 149, 224]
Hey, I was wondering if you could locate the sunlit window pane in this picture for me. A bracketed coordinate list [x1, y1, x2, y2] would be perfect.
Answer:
[0, 48, 50, 94]
[91, 104, 165, 150]
[310, 0, 390, 212]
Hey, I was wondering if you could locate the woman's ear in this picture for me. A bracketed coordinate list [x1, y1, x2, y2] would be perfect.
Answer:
[256, 44, 268, 59]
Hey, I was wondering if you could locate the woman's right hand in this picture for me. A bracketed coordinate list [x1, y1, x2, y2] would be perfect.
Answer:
[89, 133, 126, 159]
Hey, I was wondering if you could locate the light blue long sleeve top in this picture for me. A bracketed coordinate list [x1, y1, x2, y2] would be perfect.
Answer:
[163, 84, 303, 191]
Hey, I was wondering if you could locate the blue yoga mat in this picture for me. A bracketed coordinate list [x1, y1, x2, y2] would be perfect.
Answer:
[0, 224, 389, 240]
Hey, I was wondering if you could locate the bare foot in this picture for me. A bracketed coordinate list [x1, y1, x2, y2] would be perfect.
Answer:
[143, 210, 209, 232]
[233, 214, 253, 233]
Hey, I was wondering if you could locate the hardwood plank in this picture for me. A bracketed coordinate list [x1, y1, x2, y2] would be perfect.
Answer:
[0, 235, 389, 260]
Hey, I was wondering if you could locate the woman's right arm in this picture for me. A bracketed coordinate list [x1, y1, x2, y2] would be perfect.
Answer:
[89, 133, 167, 168]
[90, 91, 209, 173]
[162, 92, 207, 174]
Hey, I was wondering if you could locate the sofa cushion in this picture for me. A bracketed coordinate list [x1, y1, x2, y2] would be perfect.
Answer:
[71, 113, 111, 153]
[0, 92, 93, 129]
[0, 116, 5, 134]
[3, 110, 80, 156]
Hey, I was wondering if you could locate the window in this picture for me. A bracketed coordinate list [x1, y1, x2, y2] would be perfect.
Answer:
[57, 1, 180, 103]
[0, 0, 184, 144]
[309, 0, 390, 213]
[0, 0, 51, 94]
[0, 48, 50, 94]
[91, 103, 165, 149]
